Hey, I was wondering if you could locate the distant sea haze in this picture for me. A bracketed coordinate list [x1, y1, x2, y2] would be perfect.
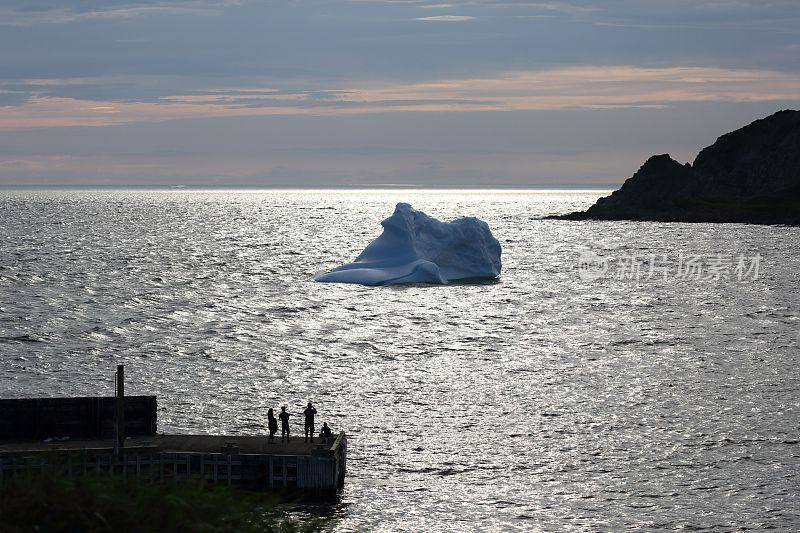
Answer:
[1, 189, 798, 531]
[0, 183, 620, 190]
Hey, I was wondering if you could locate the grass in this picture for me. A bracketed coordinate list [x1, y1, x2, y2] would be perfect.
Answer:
[0, 473, 322, 533]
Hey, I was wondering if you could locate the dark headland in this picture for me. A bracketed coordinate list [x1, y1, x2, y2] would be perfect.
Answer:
[556, 110, 800, 225]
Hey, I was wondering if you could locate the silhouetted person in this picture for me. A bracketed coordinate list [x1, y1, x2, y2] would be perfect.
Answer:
[319, 422, 333, 443]
[267, 408, 278, 443]
[279, 406, 290, 442]
[303, 401, 317, 443]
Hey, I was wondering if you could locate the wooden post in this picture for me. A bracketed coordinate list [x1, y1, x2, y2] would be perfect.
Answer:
[268, 456, 273, 488]
[115, 365, 125, 457]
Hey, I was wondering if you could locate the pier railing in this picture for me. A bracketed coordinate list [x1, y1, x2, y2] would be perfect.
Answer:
[0, 431, 347, 494]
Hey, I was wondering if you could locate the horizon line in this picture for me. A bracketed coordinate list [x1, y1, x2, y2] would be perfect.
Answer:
[0, 183, 618, 191]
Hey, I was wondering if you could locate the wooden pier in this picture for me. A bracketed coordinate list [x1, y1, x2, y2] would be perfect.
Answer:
[0, 366, 347, 495]
[0, 432, 347, 494]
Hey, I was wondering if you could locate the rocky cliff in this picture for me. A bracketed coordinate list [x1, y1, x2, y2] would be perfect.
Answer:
[559, 110, 800, 225]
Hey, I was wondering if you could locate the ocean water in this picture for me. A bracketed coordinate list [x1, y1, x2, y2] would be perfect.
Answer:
[1, 189, 798, 531]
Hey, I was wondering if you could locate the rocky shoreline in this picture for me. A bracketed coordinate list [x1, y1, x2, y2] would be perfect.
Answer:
[556, 110, 800, 226]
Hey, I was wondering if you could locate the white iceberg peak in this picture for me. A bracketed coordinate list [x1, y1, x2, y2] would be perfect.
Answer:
[316, 203, 502, 286]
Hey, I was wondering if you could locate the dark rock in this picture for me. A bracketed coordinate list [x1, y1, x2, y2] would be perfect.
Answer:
[557, 110, 800, 225]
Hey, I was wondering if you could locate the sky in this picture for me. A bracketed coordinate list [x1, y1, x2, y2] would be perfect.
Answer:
[1, 0, 799, 186]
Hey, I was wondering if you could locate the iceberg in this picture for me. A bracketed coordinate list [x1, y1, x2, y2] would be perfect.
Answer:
[316, 203, 502, 286]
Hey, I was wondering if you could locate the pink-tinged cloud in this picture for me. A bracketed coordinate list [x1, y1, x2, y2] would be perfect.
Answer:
[2, 66, 800, 130]
[416, 15, 476, 21]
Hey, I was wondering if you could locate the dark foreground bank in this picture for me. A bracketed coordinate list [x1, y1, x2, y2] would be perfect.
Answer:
[0, 474, 321, 533]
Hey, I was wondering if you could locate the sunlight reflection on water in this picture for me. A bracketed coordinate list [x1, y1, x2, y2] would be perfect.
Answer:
[1, 189, 798, 531]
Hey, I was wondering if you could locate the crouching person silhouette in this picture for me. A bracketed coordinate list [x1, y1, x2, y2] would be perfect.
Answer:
[320, 422, 333, 444]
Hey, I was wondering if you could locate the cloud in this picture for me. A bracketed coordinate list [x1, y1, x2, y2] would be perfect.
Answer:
[416, 15, 476, 21]
[0, 90, 31, 106]
[0, 159, 42, 169]
[0, 1, 239, 26]
[494, 2, 598, 15]
[1, 66, 799, 130]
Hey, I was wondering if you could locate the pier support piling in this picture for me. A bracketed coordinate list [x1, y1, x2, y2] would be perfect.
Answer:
[114, 365, 125, 458]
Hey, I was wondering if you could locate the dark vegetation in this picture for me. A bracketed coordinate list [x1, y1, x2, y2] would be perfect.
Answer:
[0, 473, 321, 533]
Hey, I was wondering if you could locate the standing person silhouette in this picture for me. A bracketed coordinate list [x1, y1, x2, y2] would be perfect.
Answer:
[267, 408, 278, 443]
[279, 406, 290, 442]
[303, 401, 317, 443]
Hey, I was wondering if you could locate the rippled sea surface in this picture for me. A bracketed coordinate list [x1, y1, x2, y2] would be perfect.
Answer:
[1, 189, 798, 531]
